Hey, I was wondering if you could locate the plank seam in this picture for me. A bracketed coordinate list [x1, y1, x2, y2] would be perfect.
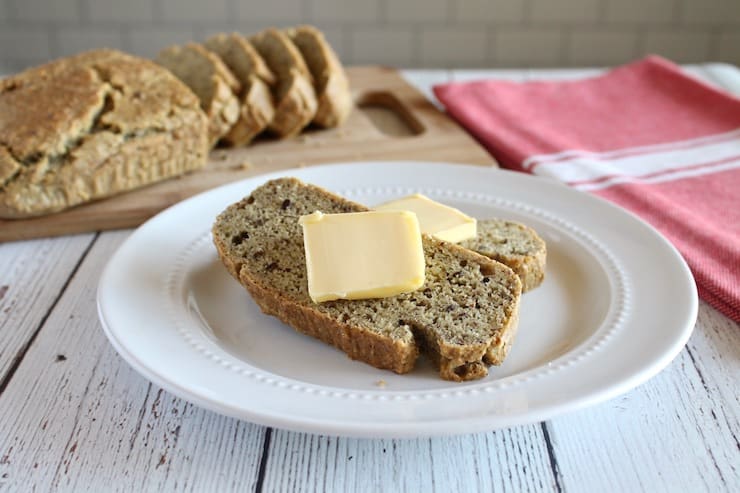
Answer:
[0, 233, 99, 397]
[684, 346, 729, 486]
[540, 422, 564, 493]
[254, 427, 273, 493]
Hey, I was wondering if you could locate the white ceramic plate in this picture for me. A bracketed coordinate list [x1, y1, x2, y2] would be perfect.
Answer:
[98, 161, 697, 438]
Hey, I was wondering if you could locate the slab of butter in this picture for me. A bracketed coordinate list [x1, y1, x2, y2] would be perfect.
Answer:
[375, 193, 476, 243]
[299, 210, 425, 303]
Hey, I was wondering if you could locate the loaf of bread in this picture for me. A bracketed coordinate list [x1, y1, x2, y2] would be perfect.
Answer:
[0, 49, 209, 218]
[250, 29, 318, 138]
[204, 33, 277, 146]
[286, 25, 352, 128]
[156, 43, 241, 146]
[212, 178, 522, 381]
[461, 219, 547, 292]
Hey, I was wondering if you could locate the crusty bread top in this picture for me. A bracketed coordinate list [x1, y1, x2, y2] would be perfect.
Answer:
[212, 178, 522, 381]
[286, 25, 352, 127]
[0, 49, 208, 217]
[461, 219, 547, 292]
[204, 33, 276, 87]
[0, 49, 200, 170]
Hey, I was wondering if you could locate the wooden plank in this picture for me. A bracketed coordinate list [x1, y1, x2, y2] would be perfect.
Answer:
[0, 66, 495, 243]
[0, 232, 266, 491]
[0, 234, 94, 385]
[262, 426, 557, 492]
[544, 304, 739, 493]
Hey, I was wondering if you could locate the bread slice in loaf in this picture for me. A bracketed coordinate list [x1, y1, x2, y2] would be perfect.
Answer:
[156, 43, 241, 146]
[212, 178, 522, 382]
[460, 219, 546, 292]
[0, 49, 209, 218]
[250, 29, 318, 138]
[286, 25, 352, 128]
[204, 33, 277, 146]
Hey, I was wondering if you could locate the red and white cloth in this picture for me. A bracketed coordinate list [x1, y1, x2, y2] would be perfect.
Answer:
[434, 56, 740, 322]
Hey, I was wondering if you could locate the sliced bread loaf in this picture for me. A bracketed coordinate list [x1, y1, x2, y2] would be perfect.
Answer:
[212, 178, 522, 381]
[461, 219, 546, 292]
[204, 33, 276, 146]
[156, 43, 241, 146]
[286, 25, 352, 128]
[250, 29, 318, 138]
[0, 49, 209, 218]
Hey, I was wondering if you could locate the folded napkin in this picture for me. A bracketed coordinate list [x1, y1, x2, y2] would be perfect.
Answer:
[434, 56, 740, 322]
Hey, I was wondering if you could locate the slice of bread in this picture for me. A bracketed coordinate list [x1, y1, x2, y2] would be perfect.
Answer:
[250, 29, 318, 138]
[286, 25, 352, 128]
[156, 43, 241, 146]
[0, 49, 209, 218]
[204, 33, 276, 146]
[212, 178, 522, 382]
[460, 219, 546, 292]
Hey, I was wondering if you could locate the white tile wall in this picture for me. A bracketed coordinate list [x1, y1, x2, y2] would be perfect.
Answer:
[717, 31, 740, 65]
[454, 0, 526, 23]
[87, 0, 154, 22]
[679, 0, 740, 24]
[568, 30, 640, 65]
[387, 0, 448, 23]
[0, 0, 738, 72]
[530, 0, 601, 23]
[495, 28, 563, 66]
[643, 31, 712, 62]
[420, 29, 488, 67]
[0, 27, 52, 60]
[13, 0, 79, 22]
[56, 27, 125, 57]
[160, 0, 231, 22]
[310, 0, 379, 23]
[604, 0, 675, 23]
[351, 28, 415, 66]
[235, 0, 304, 22]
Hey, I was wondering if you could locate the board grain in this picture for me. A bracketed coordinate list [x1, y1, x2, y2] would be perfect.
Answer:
[0, 66, 495, 243]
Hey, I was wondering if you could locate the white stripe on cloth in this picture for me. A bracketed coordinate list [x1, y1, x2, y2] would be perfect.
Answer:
[521, 127, 740, 171]
[523, 129, 740, 189]
[575, 157, 740, 191]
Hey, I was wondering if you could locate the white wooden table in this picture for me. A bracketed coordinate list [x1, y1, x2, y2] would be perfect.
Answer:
[1, 66, 738, 493]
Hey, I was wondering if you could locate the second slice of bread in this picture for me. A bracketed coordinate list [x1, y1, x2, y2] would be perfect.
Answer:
[212, 178, 522, 382]
[156, 43, 241, 146]
[250, 29, 318, 138]
[286, 25, 352, 128]
[461, 219, 547, 292]
[204, 33, 276, 146]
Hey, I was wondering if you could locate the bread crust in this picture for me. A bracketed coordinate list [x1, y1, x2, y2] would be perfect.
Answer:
[0, 49, 209, 218]
[286, 25, 352, 128]
[204, 33, 277, 146]
[156, 43, 241, 146]
[212, 178, 522, 381]
[250, 29, 318, 138]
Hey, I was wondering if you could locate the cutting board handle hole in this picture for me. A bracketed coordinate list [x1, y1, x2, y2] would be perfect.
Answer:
[356, 91, 425, 137]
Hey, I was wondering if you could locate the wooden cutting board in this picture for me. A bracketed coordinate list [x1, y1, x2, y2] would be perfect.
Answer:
[1, 66, 495, 242]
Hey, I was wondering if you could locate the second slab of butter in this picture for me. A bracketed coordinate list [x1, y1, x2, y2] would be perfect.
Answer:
[376, 193, 477, 243]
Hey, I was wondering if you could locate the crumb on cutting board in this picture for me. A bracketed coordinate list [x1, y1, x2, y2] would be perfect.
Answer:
[230, 161, 253, 171]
